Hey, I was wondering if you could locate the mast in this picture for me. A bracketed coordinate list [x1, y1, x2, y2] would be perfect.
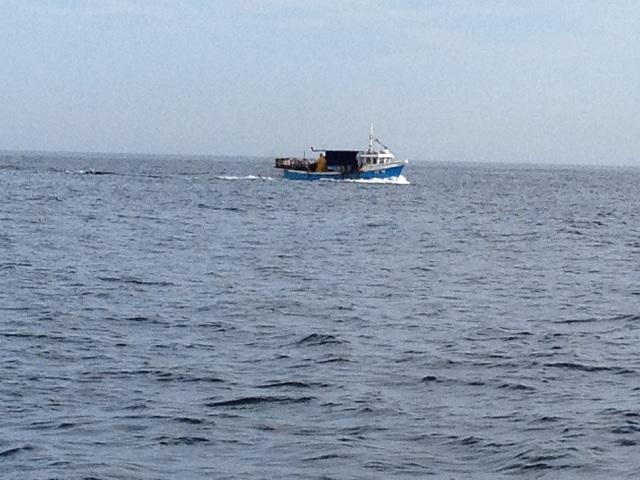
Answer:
[368, 124, 389, 151]
[368, 123, 374, 152]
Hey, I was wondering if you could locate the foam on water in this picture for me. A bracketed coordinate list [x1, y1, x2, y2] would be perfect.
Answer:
[215, 174, 275, 181]
[345, 174, 411, 185]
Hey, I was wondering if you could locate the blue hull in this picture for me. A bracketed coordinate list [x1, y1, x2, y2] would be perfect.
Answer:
[282, 164, 405, 181]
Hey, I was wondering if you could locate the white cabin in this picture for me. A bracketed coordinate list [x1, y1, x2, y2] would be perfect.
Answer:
[357, 125, 397, 167]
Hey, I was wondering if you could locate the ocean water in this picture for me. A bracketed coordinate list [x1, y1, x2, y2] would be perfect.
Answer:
[2, 152, 640, 479]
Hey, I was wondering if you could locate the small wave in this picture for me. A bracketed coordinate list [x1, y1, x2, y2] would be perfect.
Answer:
[611, 425, 640, 435]
[364, 460, 396, 472]
[2, 332, 51, 339]
[302, 453, 345, 462]
[0, 445, 34, 457]
[500, 462, 555, 473]
[56, 422, 77, 430]
[102, 315, 166, 326]
[295, 333, 343, 346]
[317, 356, 350, 364]
[157, 436, 210, 446]
[556, 313, 640, 324]
[531, 415, 562, 424]
[173, 417, 205, 425]
[544, 362, 635, 374]
[0, 164, 21, 171]
[446, 435, 483, 446]
[98, 276, 174, 287]
[197, 203, 245, 212]
[157, 374, 225, 384]
[125, 315, 152, 322]
[65, 169, 115, 175]
[256, 381, 311, 389]
[498, 382, 536, 392]
[616, 439, 637, 446]
[112, 369, 224, 384]
[215, 175, 275, 181]
[499, 450, 574, 473]
[207, 396, 314, 408]
[0, 261, 33, 269]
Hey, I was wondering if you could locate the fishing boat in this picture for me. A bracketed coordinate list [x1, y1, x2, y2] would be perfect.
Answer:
[275, 126, 408, 181]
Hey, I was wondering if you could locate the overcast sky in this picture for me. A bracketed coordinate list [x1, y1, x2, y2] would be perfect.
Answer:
[1, 0, 639, 164]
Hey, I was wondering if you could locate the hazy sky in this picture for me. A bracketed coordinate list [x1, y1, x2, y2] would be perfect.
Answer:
[1, 0, 639, 164]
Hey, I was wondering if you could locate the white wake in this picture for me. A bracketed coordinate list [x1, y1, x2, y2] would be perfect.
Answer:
[215, 175, 275, 181]
[343, 175, 410, 185]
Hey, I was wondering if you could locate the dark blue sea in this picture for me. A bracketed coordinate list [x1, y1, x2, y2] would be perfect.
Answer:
[2, 152, 640, 479]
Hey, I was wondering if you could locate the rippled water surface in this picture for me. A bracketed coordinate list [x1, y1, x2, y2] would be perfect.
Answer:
[2, 153, 640, 479]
